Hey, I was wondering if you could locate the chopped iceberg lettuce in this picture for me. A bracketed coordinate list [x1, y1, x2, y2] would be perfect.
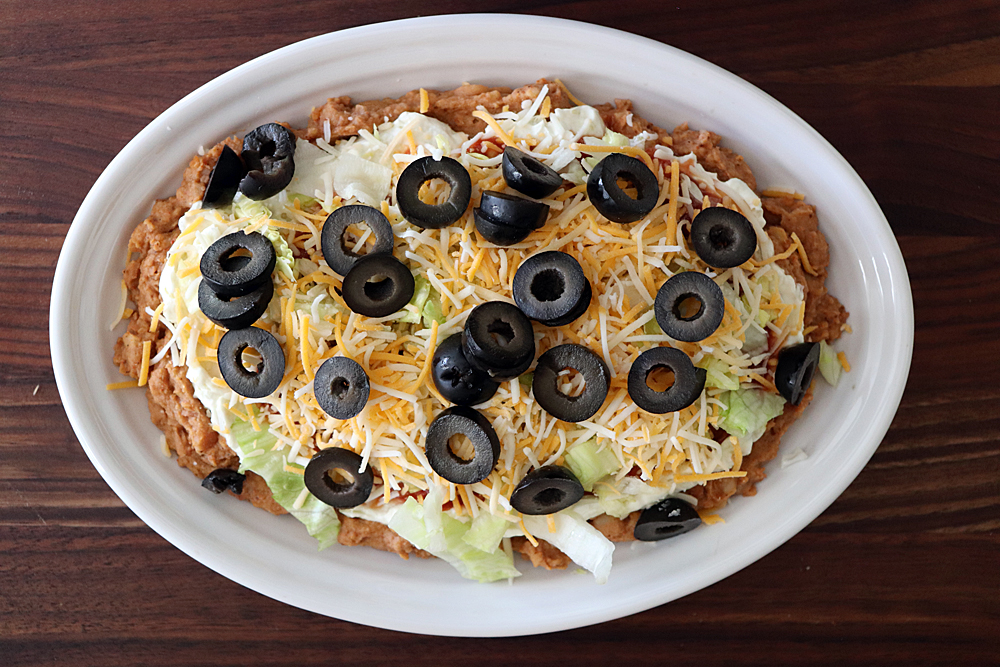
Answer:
[818, 340, 842, 387]
[594, 477, 670, 519]
[696, 357, 741, 391]
[388, 491, 520, 583]
[232, 193, 271, 222]
[399, 274, 444, 327]
[263, 226, 295, 283]
[522, 511, 614, 584]
[229, 420, 340, 549]
[717, 388, 786, 444]
[462, 512, 510, 553]
[564, 439, 619, 492]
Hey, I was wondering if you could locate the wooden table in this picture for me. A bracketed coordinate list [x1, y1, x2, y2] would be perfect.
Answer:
[2, 2, 998, 664]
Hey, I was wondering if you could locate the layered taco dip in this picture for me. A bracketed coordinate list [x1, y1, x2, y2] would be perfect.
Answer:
[111, 79, 849, 583]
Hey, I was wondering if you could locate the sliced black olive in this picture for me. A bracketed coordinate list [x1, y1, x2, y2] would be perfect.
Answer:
[203, 145, 247, 208]
[304, 447, 373, 509]
[479, 191, 549, 229]
[396, 156, 472, 229]
[320, 204, 395, 276]
[198, 278, 273, 330]
[774, 342, 820, 406]
[634, 497, 701, 541]
[424, 406, 500, 485]
[341, 254, 415, 318]
[201, 468, 246, 495]
[627, 346, 707, 414]
[473, 208, 533, 246]
[510, 465, 584, 515]
[586, 153, 659, 224]
[690, 207, 758, 269]
[239, 123, 296, 200]
[654, 272, 725, 343]
[512, 251, 591, 327]
[462, 302, 535, 381]
[502, 147, 563, 199]
[532, 344, 610, 423]
[217, 327, 285, 398]
[313, 356, 370, 420]
[431, 334, 500, 406]
[200, 231, 277, 297]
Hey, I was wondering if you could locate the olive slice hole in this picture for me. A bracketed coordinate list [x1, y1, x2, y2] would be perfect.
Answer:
[330, 376, 351, 400]
[557, 367, 587, 398]
[240, 346, 263, 373]
[323, 468, 356, 491]
[448, 434, 476, 463]
[530, 269, 565, 302]
[615, 176, 640, 199]
[342, 221, 377, 257]
[487, 320, 515, 347]
[646, 365, 676, 392]
[363, 274, 394, 302]
[418, 178, 452, 205]
[535, 487, 566, 506]
[674, 294, 705, 321]
[708, 225, 735, 250]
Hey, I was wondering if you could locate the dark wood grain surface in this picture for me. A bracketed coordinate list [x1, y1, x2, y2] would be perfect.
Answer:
[2, 1, 998, 665]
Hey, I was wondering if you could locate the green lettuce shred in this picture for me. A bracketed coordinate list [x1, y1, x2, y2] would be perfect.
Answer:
[263, 227, 295, 283]
[717, 388, 786, 444]
[818, 340, 842, 387]
[564, 439, 619, 492]
[388, 493, 520, 583]
[462, 512, 510, 553]
[229, 419, 340, 549]
[696, 357, 741, 391]
[399, 274, 444, 327]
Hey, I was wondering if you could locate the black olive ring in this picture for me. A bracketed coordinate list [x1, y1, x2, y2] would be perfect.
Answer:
[313, 356, 370, 420]
[431, 334, 500, 406]
[200, 231, 277, 297]
[341, 254, 415, 318]
[775, 342, 820, 406]
[654, 272, 726, 343]
[198, 278, 274, 330]
[320, 204, 395, 276]
[304, 447, 374, 509]
[203, 145, 247, 208]
[690, 206, 758, 269]
[396, 156, 472, 229]
[586, 153, 659, 224]
[217, 327, 285, 399]
[510, 465, 585, 515]
[424, 406, 501, 485]
[512, 251, 592, 327]
[239, 123, 296, 201]
[502, 146, 563, 200]
[462, 302, 536, 381]
[532, 344, 610, 423]
[627, 346, 707, 414]
[478, 191, 549, 229]
[634, 497, 702, 541]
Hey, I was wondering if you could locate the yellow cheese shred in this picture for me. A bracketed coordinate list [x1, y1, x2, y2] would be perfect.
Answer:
[471, 109, 518, 147]
[148, 303, 164, 333]
[137, 340, 152, 387]
[408, 320, 439, 393]
[761, 189, 805, 200]
[419, 88, 429, 114]
[106, 379, 139, 390]
[837, 351, 852, 372]
[674, 470, 748, 483]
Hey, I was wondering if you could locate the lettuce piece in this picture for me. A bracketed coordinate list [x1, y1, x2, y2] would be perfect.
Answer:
[594, 477, 669, 519]
[422, 297, 445, 328]
[522, 511, 614, 584]
[263, 227, 295, 283]
[400, 274, 437, 324]
[717, 388, 786, 444]
[643, 316, 662, 336]
[229, 420, 340, 549]
[232, 193, 271, 222]
[818, 340, 842, 387]
[388, 493, 521, 583]
[742, 323, 768, 355]
[462, 512, 509, 553]
[518, 372, 533, 387]
[696, 357, 741, 391]
[288, 192, 320, 209]
[564, 439, 619, 492]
